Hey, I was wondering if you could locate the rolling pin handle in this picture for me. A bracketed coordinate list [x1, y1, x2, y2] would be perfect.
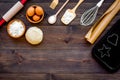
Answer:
[21, 0, 27, 5]
[0, 19, 6, 27]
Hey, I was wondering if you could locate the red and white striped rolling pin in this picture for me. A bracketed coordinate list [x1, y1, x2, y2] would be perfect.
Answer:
[0, 0, 27, 26]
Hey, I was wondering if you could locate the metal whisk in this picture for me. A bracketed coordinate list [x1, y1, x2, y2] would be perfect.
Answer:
[80, 0, 104, 26]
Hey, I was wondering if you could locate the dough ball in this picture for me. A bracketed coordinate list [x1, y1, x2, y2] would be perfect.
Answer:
[25, 27, 43, 45]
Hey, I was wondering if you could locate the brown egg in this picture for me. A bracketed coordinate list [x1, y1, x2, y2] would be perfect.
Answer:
[35, 6, 44, 16]
[33, 15, 40, 21]
[27, 6, 35, 17]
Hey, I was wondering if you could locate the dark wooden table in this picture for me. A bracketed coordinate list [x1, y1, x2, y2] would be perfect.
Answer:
[0, 0, 120, 80]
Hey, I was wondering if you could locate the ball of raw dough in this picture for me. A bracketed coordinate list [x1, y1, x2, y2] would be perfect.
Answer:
[25, 27, 43, 45]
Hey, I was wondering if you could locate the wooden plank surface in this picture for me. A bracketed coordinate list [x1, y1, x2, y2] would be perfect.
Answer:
[0, 0, 120, 80]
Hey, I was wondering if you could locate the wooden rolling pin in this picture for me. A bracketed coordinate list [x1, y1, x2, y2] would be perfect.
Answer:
[0, 0, 27, 27]
[85, 0, 120, 44]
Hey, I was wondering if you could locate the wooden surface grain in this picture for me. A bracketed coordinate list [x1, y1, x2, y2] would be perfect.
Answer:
[0, 0, 120, 80]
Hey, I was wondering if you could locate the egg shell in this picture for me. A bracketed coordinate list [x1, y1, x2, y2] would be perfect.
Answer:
[27, 6, 35, 17]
